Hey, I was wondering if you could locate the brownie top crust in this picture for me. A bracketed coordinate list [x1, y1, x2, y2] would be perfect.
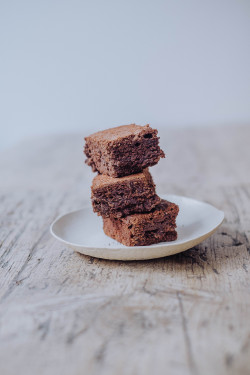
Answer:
[85, 124, 157, 143]
[92, 168, 153, 189]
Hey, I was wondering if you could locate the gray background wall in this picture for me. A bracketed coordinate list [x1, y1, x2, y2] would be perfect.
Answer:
[1, 0, 250, 150]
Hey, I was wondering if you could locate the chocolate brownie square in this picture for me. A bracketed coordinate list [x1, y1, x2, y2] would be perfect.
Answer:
[91, 168, 161, 218]
[84, 124, 165, 177]
[103, 199, 179, 246]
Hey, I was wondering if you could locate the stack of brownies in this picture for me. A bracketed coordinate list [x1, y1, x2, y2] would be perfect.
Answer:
[84, 124, 179, 246]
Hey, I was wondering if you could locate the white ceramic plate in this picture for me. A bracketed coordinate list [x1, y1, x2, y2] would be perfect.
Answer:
[50, 194, 224, 261]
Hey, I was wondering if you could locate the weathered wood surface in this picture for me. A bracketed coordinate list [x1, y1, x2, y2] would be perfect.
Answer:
[0, 125, 250, 375]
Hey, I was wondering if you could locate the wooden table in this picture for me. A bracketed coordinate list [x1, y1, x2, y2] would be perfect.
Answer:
[0, 125, 250, 375]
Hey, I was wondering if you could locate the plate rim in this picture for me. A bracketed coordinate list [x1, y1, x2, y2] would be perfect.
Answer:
[50, 194, 225, 251]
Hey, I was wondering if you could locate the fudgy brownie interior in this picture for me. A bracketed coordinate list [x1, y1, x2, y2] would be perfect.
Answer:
[103, 199, 179, 246]
[91, 169, 161, 218]
[84, 124, 165, 177]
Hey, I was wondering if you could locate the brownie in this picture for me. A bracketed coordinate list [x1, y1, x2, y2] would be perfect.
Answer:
[103, 199, 179, 246]
[84, 124, 165, 177]
[91, 168, 161, 218]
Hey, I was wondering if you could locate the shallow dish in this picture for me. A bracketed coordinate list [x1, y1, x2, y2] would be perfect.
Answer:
[50, 194, 224, 261]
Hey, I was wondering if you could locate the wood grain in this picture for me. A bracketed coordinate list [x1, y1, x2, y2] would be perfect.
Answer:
[0, 125, 250, 375]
